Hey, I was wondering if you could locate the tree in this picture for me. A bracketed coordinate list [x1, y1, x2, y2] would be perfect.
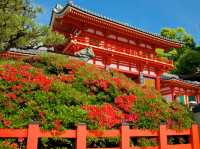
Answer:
[0, 0, 66, 51]
[175, 47, 200, 81]
[161, 27, 195, 61]
[160, 27, 200, 80]
[176, 50, 200, 75]
[161, 27, 195, 48]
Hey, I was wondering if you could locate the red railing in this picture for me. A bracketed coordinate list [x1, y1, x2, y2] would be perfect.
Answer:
[0, 124, 199, 149]
[0, 51, 34, 59]
[72, 36, 174, 67]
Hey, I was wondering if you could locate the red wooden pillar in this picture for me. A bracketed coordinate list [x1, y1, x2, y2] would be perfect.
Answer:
[104, 57, 112, 70]
[76, 124, 87, 149]
[191, 124, 200, 149]
[155, 75, 161, 91]
[197, 94, 200, 103]
[155, 70, 163, 91]
[117, 61, 119, 69]
[27, 124, 40, 149]
[120, 124, 129, 149]
[195, 91, 199, 104]
[159, 125, 167, 149]
[171, 87, 175, 101]
[184, 89, 188, 106]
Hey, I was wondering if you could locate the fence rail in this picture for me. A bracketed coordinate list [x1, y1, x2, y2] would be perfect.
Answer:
[0, 124, 199, 149]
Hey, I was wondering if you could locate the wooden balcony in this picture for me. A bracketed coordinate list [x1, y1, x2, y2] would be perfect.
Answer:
[70, 36, 174, 69]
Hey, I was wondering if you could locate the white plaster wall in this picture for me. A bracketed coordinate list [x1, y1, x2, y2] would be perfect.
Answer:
[95, 60, 104, 66]
[163, 94, 172, 102]
[119, 65, 129, 71]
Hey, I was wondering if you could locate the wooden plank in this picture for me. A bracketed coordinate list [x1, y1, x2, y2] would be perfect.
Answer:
[167, 144, 192, 149]
[159, 125, 167, 149]
[191, 125, 200, 149]
[76, 124, 87, 149]
[130, 146, 159, 149]
[129, 129, 159, 137]
[0, 129, 27, 138]
[88, 130, 120, 137]
[38, 130, 76, 138]
[121, 125, 129, 149]
[88, 148, 120, 149]
[27, 124, 39, 149]
[167, 129, 190, 136]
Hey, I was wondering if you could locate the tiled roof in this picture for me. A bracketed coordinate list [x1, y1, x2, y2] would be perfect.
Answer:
[9, 47, 54, 55]
[161, 73, 200, 86]
[51, 2, 183, 45]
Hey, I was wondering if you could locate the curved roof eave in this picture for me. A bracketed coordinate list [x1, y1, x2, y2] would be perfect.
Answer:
[50, 3, 183, 47]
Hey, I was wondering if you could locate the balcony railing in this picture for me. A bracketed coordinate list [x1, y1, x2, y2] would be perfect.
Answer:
[71, 36, 173, 67]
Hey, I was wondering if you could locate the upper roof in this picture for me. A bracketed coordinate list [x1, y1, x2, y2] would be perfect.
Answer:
[50, 2, 183, 48]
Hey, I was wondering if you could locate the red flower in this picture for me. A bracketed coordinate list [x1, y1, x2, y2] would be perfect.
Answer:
[83, 104, 123, 128]
[0, 113, 3, 120]
[11, 84, 22, 91]
[60, 74, 74, 83]
[115, 95, 136, 112]
[124, 113, 138, 122]
[3, 119, 12, 127]
[85, 79, 110, 91]
[54, 119, 62, 130]
[11, 143, 18, 149]
[6, 93, 17, 100]
[112, 78, 121, 87]
[39, 112, 46, 122]
[65, 64, 72, 69]
[144, 111, 152, 117]
[32, 72, 52, 91]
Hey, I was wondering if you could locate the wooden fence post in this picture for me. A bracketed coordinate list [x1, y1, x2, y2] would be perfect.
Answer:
[191, 124, 200, 149]
[27, 124, 40, 149]
[159, 125, 167, 149]
[120, 123, 129, 149]
[76, 123, 87, 149]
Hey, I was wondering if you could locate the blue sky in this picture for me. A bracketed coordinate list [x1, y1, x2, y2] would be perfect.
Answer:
[35, 0, 200, 44]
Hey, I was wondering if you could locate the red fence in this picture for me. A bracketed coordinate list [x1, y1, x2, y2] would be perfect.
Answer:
[0, 124, 199, 149]
[0, 51, 35, 59]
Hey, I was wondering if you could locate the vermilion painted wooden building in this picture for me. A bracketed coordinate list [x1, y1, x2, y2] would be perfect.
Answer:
[49, 2, 200, 105]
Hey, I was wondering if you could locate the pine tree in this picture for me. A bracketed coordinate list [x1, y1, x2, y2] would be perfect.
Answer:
[0, 0, 66, 51]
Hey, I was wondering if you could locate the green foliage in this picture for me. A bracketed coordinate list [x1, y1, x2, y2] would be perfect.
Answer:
[39, 138, 75, 149]
[132, 137, 158, 147]
[155, 48, 167, 58]
[87, 137, 120, 148]
[176, 50, 200, 75]
[0, 0, 66, 50]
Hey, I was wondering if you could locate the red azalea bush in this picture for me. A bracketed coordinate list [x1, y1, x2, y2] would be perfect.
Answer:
[0, 53, 194, 148]
[0, 54, 193, 130]
[0, 64, 52, 92]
